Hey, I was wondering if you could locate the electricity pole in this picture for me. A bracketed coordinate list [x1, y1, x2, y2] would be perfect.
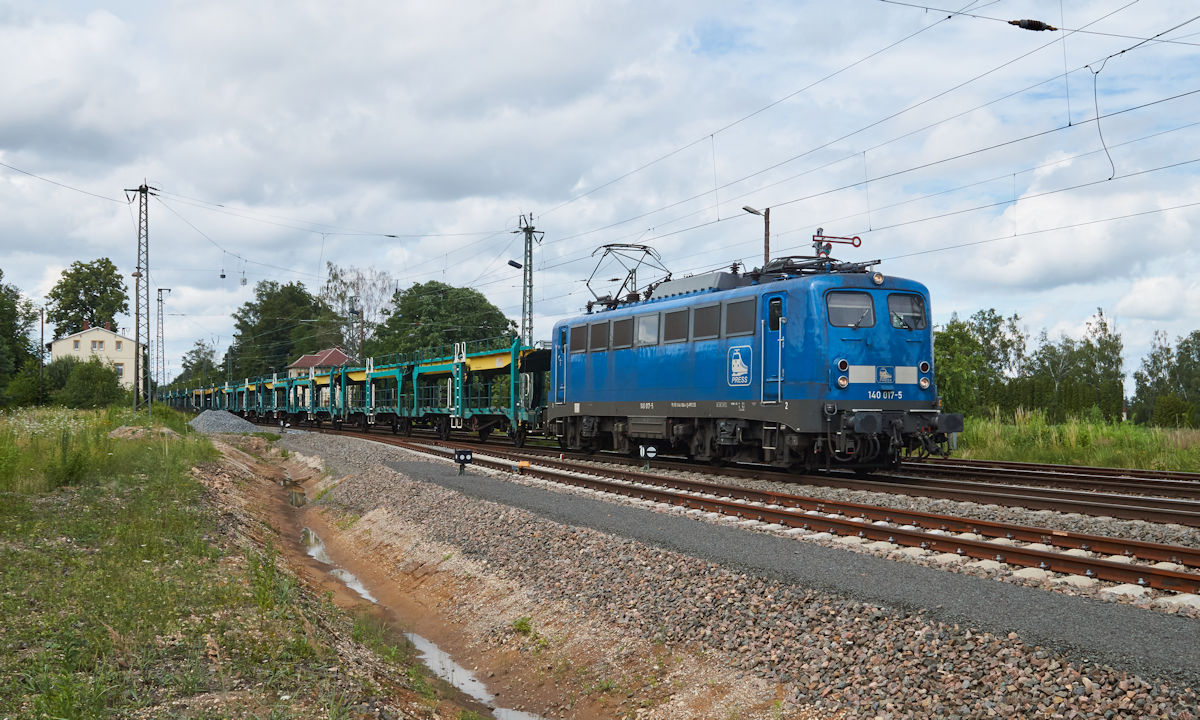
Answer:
[513, 214, 543, 346]
[125, 182, 156, 413]
[156, 288, 170, 396]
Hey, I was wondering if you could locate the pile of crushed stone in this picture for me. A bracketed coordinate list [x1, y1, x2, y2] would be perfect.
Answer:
[188, 410, 260, 434]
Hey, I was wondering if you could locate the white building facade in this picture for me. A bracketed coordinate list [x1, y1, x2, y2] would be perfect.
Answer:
[48, 325, 146, 392]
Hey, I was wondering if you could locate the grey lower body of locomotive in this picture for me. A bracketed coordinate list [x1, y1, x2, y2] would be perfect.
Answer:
[544, 399, 964, 470]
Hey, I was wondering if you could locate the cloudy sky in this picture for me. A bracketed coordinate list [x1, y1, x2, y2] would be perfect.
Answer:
[2, 0, 1199, 385]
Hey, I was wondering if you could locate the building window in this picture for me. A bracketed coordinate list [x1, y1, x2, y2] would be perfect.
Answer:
[91, 340, 98, 351]
[114, 363, 124, 378]
[97, 340, 104, 350]
[115, 340, 123, 351]
[73, 340, 80, 350]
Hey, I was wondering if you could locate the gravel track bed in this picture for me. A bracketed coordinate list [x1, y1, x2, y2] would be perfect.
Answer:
[279, 432, 1200, 718]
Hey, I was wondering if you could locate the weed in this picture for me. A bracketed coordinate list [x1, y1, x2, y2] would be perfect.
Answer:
[512, 616, 533, 635]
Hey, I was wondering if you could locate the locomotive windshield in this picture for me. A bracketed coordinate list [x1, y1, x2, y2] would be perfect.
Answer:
[887, 293, 927, 330]
[827, 291, 875, 328]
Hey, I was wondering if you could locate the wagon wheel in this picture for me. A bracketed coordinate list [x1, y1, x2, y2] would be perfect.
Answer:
[435, 416, 451, 441]
[401, 418, 413, 437]
[510, 428, 526, 448]
[478, 427, 492, 443]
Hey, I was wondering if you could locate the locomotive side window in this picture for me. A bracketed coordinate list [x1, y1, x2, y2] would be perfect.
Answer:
[827, 292, 875, 328]
[663, 309, 689, 343]
[768, 298, 783, 331]
[611, 317, 634, 348]
[887, 293, 927, 330]
[725, 299, 755, 336]
[569, 325, 587, 352]
[589, 321, 609, 351]
[692, 304, 720, 340]
[636, 315, 659, 346]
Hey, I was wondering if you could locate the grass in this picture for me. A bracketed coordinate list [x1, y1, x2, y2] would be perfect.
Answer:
[958, 408, 1200, 471]
[0, 406, 446, 718]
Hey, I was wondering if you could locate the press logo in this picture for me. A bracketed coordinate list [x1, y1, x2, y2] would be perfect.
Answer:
[729, 346, 752, 386]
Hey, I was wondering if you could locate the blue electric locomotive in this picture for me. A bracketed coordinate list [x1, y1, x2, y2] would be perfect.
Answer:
[546, 250, 963, 470]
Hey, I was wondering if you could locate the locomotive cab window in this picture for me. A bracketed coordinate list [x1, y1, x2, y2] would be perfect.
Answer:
[569, 325, 587, 353]
[692, 304, 720, 340]
[589, 321, 609, 351]
[827, 291, 875, 328]
[663, 309, 689, 343]
[724, 299, 755, 336]
[768, 298, 783, 331]
[636, 314, 659, 346]
[887, 293, 927, 330]
[611, 317, 634, 348]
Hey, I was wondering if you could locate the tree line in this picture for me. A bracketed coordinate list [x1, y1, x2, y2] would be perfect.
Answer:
[169, 263, 515, 388]
[934, 308, 1198, 427]
[3, 257, 1197, 427]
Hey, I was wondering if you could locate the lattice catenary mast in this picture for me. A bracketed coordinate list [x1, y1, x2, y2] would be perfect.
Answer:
[514, 214, 543, 346]
[124, 183, 156, 412]
[156, 288, 170, 393]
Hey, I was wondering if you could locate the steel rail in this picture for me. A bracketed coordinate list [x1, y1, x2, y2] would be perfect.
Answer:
[415, 442, 1200, 594]
[249, 417, 1200, 526]
[915, 457, 1200, 483]
[897, 461, 1200, 499]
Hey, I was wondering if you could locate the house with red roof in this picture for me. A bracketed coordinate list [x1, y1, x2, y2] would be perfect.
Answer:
[285, 347, 350, 378]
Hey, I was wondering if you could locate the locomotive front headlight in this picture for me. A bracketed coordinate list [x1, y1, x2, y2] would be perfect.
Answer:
[919, 377, 931, 390]
[872, 272, 885, 285]
[837, 376, 849, 389]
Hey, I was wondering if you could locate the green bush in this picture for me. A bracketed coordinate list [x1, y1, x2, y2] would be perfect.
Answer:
[55, 358, 125, 409]
[1153, 395, 1195, 428]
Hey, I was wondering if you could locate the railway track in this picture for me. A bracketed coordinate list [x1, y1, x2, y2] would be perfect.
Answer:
[380, 435, 1200, 595]
[264, 418, 1200, 527]
[267, 422, 1200, 595]
[901, 457, 1200, 499]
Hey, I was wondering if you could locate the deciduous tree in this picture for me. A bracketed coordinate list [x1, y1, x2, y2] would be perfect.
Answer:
[367, 281, 515, 358]
[46, 258, 129, 338]
[0, 269, 37, 399]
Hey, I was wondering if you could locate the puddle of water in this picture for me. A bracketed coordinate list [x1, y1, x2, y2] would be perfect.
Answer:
[405, 633, 546, 720]
[301, 528, 333, 565]
[299, 528, 545, 720]
[330, 568, 377, 603]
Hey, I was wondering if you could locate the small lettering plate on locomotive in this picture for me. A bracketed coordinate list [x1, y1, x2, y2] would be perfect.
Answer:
[728, 346, 752, 387]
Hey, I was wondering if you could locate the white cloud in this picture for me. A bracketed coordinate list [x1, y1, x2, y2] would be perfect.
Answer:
[2, 0, 1200, 383]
